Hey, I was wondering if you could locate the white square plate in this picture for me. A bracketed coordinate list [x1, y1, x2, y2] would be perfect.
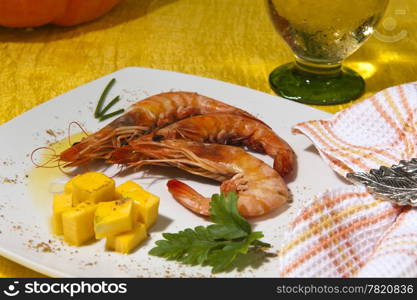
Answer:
[0, 67, 348, 277]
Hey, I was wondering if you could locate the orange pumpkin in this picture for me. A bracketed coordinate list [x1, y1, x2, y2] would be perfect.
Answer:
[0, 0, 124, 28]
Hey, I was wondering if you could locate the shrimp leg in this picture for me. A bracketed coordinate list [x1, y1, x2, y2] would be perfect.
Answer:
[126, 140, 289, 218]
[59, 92, 262, 167]
[135, 113, 295, 176]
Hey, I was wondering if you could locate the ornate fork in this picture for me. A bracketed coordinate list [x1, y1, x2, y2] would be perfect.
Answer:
[346, 158, 417, 206]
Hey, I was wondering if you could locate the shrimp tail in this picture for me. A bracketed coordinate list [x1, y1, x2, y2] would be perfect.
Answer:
[167, 179, 211, 216]
[273, 149, 296, 177]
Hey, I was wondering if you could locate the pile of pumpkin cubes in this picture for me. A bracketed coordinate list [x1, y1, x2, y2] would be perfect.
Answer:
[51, 172, 159, 253]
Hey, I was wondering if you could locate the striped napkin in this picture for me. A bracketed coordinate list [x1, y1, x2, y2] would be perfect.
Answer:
[277, 82, 417, 277]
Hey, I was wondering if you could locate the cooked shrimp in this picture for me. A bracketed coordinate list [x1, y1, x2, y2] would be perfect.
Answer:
[124, 140, 289, 218]
[135, 113, 295, 176]
[59, 92, 261, 167]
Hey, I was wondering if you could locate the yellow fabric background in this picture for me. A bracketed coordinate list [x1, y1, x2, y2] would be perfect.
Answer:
[0, 0, 415, 277]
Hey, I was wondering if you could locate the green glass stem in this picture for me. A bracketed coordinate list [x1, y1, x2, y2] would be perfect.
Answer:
[269, 60, 365, 105]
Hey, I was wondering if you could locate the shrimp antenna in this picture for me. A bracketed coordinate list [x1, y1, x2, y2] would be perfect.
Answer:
[112, 165, 124, 178]
[30, 146, 60, 168]
[68, 121, 89, 146]
[57, 159, 73, 175]
[112, 163, 133, 178]
[31, 147, 75, 175]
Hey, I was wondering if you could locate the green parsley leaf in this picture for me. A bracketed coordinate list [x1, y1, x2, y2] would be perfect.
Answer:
[206, 231, 264, 273]
[209, 191, 251, 236]
[149, 192, 270, 273]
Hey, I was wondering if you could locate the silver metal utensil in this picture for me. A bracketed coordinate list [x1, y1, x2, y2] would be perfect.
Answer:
[346, 158, 417, 206]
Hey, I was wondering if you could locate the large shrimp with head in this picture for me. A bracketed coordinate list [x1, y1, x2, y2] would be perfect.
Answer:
[134, 113, 295, 177]
[123, 140, 289, 218]
[59, 92, 261, 167]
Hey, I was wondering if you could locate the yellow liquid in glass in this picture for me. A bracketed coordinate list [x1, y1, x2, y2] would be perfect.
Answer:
[268, 0, 389, 64]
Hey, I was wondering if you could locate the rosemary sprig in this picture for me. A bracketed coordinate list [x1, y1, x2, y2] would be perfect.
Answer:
[100, 95, 120, 116]
[94, 78, 116, 118]
[99, 109, 125, 121]
[94, 78, 125, 122]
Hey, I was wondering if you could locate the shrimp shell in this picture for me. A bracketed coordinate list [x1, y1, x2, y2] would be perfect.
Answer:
[59, 92, 261, 167]
[126, 140, 289, 218]
[136, 113, 295, 176]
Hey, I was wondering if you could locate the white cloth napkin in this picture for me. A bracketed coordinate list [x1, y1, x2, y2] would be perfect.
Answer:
[277, 82, 417, 277]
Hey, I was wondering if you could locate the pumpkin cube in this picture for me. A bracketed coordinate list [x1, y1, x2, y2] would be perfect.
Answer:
[62, 201, 97, 246]
[106, 223, 148, 254]
[94, 199, 134, 239]
[133, 190, 160, 229]
[64, 175, 79, 194]
[115, 181, 160, 228]
[71, 172, 115, 205]
[51, 193, 73, 235]
[115, 180, 145, 196]
[113, 180, 142, 200]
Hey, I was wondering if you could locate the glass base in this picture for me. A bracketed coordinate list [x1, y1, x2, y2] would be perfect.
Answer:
[269, 62, 365, 105]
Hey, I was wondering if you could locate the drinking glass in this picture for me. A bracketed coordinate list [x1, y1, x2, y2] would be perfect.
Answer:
[267, 0, 389, 105]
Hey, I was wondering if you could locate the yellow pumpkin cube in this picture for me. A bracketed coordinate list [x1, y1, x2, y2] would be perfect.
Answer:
[62, 201, 97, 246]
[51, 193, 72, 235]
[106, 223, 148, 254]
[115, 180, 145, 196]
[64, 175, 79, 194]
[71, 172, 115, 205]
[94, 199, 134, 239]
[133, 191, 160, 229]
[115, 181, 160, 228]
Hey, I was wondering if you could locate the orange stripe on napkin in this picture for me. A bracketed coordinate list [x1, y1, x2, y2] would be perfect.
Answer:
[293, 82, 417, 176]
[292, 192, 369, 226]
[280, 193, 398, 276]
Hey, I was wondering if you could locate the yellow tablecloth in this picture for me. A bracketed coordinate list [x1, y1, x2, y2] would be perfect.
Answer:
[0, 0, 415, 277]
